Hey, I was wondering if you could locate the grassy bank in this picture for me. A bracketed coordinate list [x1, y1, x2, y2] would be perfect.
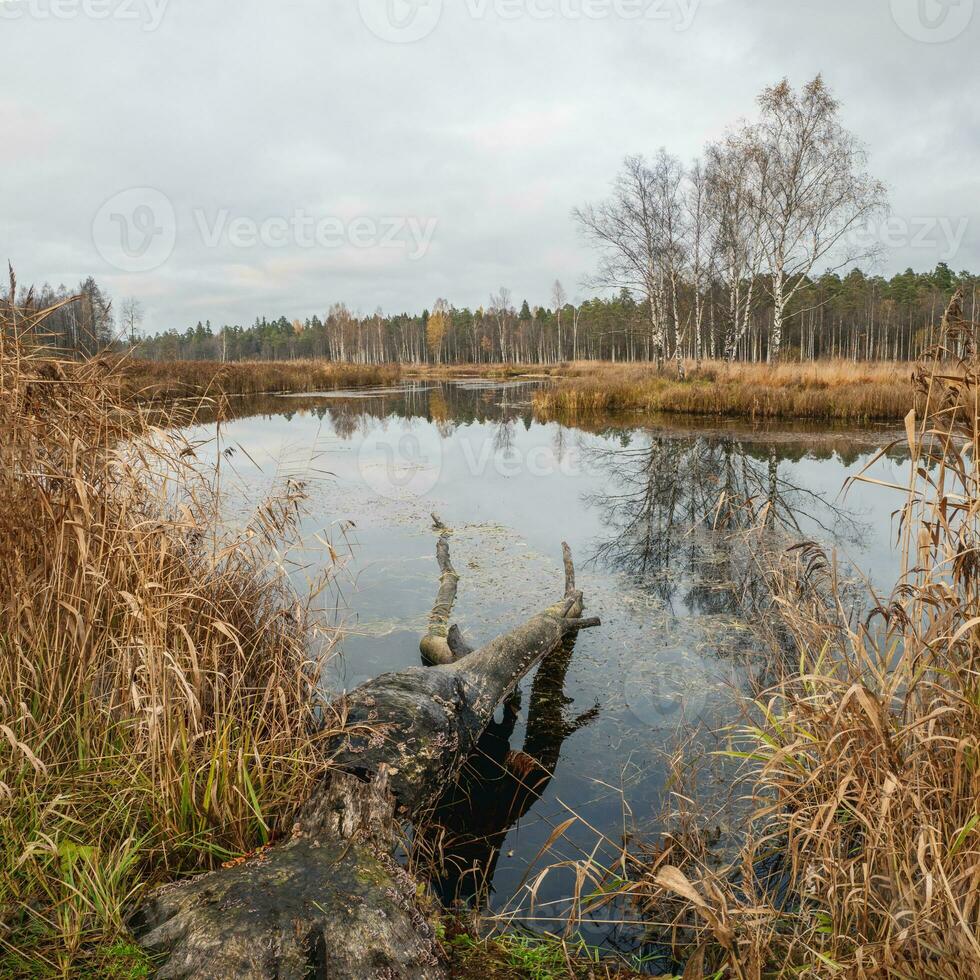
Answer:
[620, 296, 980, 976]
[121, 356, 914, 424]
[532, 359, 914, 423]
[2, 300, 647, 978]
[0, 296, 341, 975]
[445, 928, 645, 979]
[120, 357, 401, 403]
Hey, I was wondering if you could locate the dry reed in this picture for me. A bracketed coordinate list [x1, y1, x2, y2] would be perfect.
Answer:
[625, 293, 980, 977]
[532, 359, 914, 423]
[0, 278, 342, 976]
[121, 357, 401, 403]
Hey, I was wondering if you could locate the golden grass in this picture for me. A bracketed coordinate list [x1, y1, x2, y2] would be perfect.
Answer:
[122, 356, 914, 423]
[120, 357, 401, 403]
[406, 363, 556, 380]
[0, 283, 342, 976]
[531, 359, 914, 423]
[625, 295, 980, 977]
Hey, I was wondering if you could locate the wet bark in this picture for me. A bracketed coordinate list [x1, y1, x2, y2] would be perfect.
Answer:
[130, 527, 599, 979]
[419, 517, 462, 666]
[423, 635, 600, 907]
[333, 538, 597, 817]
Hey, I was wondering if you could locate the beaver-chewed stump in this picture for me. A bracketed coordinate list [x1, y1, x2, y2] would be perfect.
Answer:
[130, 526, 600, 979]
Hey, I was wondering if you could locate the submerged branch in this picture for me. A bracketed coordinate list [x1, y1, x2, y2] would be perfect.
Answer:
[420, 519, 462, 665]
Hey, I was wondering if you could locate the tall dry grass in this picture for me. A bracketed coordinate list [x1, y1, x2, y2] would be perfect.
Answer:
[0, 279, 342, 976]
[532, 359, 914, 423]
[625, 293, 980, 977]
[121, 357, 401, 403]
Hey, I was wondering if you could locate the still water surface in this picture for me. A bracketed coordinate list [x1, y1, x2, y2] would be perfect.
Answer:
[184, 379, 908, 958]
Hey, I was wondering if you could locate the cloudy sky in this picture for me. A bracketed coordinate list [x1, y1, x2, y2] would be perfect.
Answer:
[3, 0, 978, 333]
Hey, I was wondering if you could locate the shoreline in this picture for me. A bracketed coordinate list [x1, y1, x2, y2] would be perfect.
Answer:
[123, 357, 915, 424]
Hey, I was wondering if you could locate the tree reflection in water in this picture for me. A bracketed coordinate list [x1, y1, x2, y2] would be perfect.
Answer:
[407, 424, 867, 913]
[213, 386, 872, 921]
[582, 431, 865, 615]
[418, 634, 598, 908]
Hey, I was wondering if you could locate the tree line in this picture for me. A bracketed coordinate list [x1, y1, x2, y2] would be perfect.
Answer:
[128, 262, 977, 366]
[128, 76, 977, 367]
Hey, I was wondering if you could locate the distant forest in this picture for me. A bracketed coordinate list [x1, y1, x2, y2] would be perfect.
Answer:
[9, 263, 976, 366]
[128, 263, 977, 365]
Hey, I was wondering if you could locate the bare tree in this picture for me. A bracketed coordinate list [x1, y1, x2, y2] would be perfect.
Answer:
[551, 279, 567, 362]
[574, 155, 675, 368]
[684, 159, 715, 368]
[744, 76, 887, 361]
[489, 287, 513, 363]
[120, 297, 144, 347]
[706, 130, 766, 363]
[650, 149, 687, 377]
[571, 297, 582, 361]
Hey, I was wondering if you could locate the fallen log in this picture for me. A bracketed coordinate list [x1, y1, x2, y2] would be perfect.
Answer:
[131, 527, 600, 979]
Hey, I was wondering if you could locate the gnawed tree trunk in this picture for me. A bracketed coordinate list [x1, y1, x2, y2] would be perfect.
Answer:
[132, 771, 443, 979]
[131, 525, 599, 979]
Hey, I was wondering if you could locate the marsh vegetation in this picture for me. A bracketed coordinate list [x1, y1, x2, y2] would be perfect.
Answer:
[4, 277, 979, 978]
[0, 280, 343, 976]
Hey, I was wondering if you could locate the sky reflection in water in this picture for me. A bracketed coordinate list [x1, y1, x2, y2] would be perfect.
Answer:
[183, 380, 910, 958]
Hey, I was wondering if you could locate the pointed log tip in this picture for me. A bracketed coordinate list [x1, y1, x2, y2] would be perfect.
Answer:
[447, 624, 474, 659]
[562, 542, 575, 594]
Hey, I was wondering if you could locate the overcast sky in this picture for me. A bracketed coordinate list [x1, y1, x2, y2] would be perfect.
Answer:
[3, 0, 979, 333]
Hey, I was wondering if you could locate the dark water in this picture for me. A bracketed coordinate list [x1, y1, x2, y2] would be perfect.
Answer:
[183, 380, 909, 960]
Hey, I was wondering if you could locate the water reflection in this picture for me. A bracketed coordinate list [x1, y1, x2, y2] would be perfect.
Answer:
[421, 636, 599, 907]
[583, 433, 867, 613]
[182, 380, 907, 957]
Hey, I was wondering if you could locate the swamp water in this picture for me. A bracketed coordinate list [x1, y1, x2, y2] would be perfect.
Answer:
[183, 379, 909, 963]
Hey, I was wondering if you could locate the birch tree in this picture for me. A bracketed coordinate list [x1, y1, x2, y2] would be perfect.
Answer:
[120, 297, 144, 347]
[427, 298, 450, 365]
[650, 150, 687, 377]
[551, 279, 567, 362]
[574, 155, 673, 368]
[684, 160, 715, 368]
[745, 76, 887, 361]
[489, 288, 513, 363]
[706, 130, 765, 362]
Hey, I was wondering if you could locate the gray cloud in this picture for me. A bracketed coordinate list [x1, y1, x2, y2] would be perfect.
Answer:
[2, 0, 978, 333]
